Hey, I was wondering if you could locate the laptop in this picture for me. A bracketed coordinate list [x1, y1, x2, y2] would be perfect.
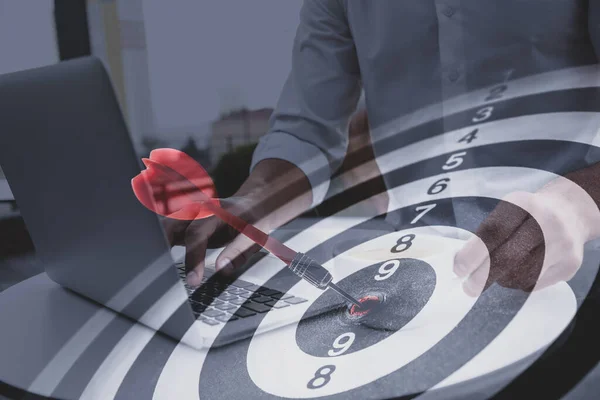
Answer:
[0, 57, 330, 349]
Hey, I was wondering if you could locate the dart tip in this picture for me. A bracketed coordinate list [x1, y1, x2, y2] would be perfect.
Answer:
[328, 282, 362, 308]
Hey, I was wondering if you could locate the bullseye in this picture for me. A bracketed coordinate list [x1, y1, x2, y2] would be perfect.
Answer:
[348, 295, 382, 318]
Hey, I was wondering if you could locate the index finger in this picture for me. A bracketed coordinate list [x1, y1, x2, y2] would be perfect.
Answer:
[183, 218, 221, 286]
[454, 192, 532, 277]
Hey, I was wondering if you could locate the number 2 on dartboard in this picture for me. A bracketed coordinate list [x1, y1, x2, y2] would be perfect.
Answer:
[484, 84, 507, 101]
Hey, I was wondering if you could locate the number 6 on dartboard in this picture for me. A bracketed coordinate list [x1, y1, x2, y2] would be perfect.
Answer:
[427, 178, 450, 195]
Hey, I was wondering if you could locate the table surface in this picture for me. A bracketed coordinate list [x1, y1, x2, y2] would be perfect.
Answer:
[0, 180, 13, 201]
[0, 272, 599, 400]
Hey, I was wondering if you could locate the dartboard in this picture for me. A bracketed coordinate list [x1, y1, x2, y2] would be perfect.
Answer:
[71, 65, 600, 400]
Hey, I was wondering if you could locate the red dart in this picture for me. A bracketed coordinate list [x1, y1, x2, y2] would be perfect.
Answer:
[131, 148, 296, 264]
[132, 148, 219, 220]
[131, 148, 362, 307]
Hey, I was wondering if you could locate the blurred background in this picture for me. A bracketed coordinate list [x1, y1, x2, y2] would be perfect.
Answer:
[0, 0, 303, 291]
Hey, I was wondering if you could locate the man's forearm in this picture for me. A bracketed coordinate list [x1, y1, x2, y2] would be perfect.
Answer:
[234, 158, 314, 230]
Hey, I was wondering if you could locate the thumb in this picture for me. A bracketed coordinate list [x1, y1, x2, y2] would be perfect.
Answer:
[216, 233, 262, 275]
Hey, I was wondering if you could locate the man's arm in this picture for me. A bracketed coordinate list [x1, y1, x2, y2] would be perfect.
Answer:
[251, 0, 362, 207]
[175, 0, 362, 283]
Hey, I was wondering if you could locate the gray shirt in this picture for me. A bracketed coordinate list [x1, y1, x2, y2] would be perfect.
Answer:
[251, 0, 600, 206]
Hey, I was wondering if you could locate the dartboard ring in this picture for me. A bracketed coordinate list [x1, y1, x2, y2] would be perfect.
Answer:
[146, 66, 600, 400]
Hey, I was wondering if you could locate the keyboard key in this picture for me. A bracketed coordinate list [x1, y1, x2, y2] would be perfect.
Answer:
[258, 289, 281, 297]
[200, 318, 219, 326]
[193, 289, 210, 297]
[234, 308, 257, 318]
[242, 301, 271, 313]
[231, 280, 254, 288]
[202, 309, 225, 318]
[219, 293, 237, 301]
[252, 296, 273, 304]
[229, 297, 246, 305]
[265, 300, 290, 309]
[216, 315, 238, 323]
[284, 297, 308, 305]
[236, 291, 252, 299]
[245, 284, 261, 292]
[191, 302, 207, 314]
[271, 293, 293, 300]
[216, 303, 237, 311]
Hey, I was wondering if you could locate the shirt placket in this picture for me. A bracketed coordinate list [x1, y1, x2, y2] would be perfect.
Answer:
[435, 0, 469, 232]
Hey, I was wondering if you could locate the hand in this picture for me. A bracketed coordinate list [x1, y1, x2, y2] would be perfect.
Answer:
[454, 174, 600, 296]
[163, 195, 265, 286]
[165, 158, 313, 286]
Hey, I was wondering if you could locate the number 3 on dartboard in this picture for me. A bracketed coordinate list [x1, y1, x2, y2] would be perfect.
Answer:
[391, 234, 415, 253]
[472, 106, 493, 123]
[307, 365, 336, 389]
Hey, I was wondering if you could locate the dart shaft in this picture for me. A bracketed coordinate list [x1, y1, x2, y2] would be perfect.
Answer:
[288, 252, 333, 289]
[288, 253, 362, 307]
[199, 197, 297, 264]
[329, 282, 362, 308]
[149, 162, 361, 306]
[203, 203, 362, 307]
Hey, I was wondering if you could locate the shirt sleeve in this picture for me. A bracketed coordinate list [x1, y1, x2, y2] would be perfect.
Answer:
[590, 1, 600, 56]
[250, 0, 362, 207]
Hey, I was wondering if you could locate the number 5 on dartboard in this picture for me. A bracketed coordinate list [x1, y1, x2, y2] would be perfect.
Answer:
[442, 151, 467, 170]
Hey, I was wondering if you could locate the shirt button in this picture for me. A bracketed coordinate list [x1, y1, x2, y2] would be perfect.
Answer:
[442, 6, 455, 17]
[448, 70, 460, 82]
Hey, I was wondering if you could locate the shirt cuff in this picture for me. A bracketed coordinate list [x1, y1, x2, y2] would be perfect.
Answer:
[250, 131, 331, 208]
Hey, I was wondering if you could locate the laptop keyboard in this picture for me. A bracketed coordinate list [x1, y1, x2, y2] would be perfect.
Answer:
[176, 263, 307, 326]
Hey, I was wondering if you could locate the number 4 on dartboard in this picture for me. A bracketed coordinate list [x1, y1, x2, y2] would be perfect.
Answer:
[459, 128, 478, 144]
